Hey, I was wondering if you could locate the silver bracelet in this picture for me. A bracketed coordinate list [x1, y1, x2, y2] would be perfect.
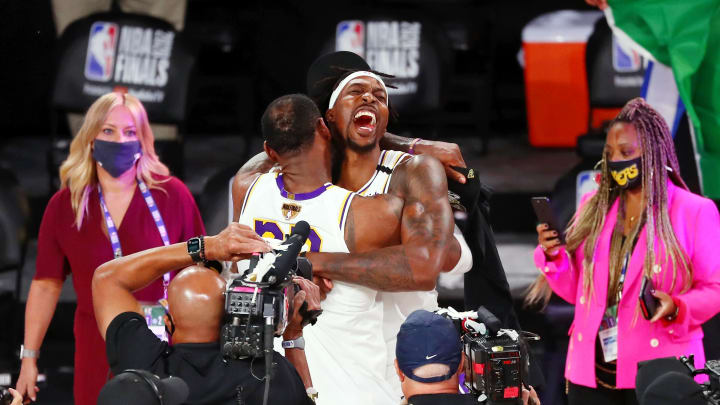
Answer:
[19, 345, 40, 359]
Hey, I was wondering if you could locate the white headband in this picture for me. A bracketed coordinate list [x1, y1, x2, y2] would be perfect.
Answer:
[327, 71, 388, 109]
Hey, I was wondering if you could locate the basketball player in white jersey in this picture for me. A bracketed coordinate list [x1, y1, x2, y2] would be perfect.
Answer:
[304, 69, 473, 395]
[233, 94, 460, 405]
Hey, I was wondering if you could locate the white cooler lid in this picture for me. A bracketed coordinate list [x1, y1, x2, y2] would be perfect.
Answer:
[522, 10, 603, 43]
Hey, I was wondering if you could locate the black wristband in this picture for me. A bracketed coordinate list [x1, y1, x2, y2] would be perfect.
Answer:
[199, 235, 206, 262]
[187, 236, 205, 263]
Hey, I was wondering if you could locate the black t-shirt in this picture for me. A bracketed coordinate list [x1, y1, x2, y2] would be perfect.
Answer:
[105, 312, 312, 405]
[407, 393, 480, 405]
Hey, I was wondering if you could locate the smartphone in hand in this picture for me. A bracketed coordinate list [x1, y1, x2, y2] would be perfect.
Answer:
[531, 196, 566, 244]
[639, 276, 659, 320]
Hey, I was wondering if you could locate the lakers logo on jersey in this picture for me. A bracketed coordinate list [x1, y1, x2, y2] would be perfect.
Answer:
[281, 203, 302, 220]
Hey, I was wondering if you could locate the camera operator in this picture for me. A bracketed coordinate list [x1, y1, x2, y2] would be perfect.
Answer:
[394, 310, 540, 405]
[92, 223, 319, 404]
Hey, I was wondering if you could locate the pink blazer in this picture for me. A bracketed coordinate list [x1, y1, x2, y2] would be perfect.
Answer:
[534, 181, 720, 388]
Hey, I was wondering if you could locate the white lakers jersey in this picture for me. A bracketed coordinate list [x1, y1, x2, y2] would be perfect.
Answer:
[356, 149, 413, 197]
[355, 150, 447, 396]
[238, 172, 398, 405]
[238, 171, 353, 256]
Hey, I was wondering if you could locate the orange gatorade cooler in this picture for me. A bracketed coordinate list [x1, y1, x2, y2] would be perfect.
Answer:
[522, 10, 603, 147]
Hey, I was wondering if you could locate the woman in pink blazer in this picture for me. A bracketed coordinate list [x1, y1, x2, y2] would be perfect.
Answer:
[528, 98, 720, 405]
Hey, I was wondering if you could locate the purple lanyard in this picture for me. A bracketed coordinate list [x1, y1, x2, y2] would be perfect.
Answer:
[98, 179, 171, 296]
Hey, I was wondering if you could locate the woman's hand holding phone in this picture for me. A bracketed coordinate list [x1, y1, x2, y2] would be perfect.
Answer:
[532, 196, 565, 259]
[536, 223, 563, 258]
[649, 290, 678, 323]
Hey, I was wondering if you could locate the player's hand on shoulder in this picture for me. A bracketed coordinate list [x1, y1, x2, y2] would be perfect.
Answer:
[205, 223, 271, 262]
[412, 139, 467, 184]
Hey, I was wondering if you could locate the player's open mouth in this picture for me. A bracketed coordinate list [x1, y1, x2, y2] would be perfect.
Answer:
[353, 110, 377, 135]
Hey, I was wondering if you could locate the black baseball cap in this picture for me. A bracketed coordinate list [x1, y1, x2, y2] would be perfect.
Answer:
[635, 357, 691, 401]
[640, 372, 706, 405]
[396, 310, 463, 383]
[98, 369, 189, 405]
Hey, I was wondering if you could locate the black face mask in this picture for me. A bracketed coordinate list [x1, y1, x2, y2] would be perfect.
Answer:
[608, 157, 642, 190]
[92, 139, 141, 178]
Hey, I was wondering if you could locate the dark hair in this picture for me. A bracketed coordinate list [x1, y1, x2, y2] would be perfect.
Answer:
[261, 94, 321, 156]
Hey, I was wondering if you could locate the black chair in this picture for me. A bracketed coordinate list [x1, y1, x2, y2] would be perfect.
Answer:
[0, 168, 31, 297]
[0, 166, 31, 360]
[307, 10, 452, 140]
[48, 11, 197, 189]
[198, 164, 239, 237]
[576, 17, 646, 160]
[431, 5, 496, 155]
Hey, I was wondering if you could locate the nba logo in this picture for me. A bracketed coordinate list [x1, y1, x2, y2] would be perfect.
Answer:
[336, 20, 365, 58]
[612, 36, 642, 73]
[85, 22, 118, 82]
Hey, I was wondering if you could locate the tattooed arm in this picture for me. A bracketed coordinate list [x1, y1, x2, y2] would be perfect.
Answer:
[308, 155, 457, 291]
[380, 133, 468, 184]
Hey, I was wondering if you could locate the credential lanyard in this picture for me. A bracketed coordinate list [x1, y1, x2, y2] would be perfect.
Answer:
[98, 179, 171, 298]
[603, 234, 637, 325]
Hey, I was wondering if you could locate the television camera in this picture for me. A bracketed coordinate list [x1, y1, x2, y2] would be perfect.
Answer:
[437, 307, 539, 404]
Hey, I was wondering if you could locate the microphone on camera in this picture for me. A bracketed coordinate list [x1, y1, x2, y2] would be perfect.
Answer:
[261, 221, 310, 284]
[475, 306, 503, 335]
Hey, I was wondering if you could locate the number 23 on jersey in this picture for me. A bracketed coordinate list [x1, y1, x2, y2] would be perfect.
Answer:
[253, 219, 323, 252]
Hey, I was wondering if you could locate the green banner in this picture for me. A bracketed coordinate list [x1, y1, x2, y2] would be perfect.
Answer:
[608, 0, 720, 198]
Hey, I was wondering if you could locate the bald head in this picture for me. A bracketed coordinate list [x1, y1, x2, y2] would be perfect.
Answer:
[167, 265, 226, 343]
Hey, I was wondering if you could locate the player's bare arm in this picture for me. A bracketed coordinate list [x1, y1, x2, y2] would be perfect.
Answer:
[309, 155, 458, 291]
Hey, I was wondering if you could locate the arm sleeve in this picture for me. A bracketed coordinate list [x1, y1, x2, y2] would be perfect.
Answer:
[446, 224, 473, 275]
[34, 192, 70, 281]
[533, 246, 579, 304]
[665, 199, 720, 337]
[105, 312, 167, 375]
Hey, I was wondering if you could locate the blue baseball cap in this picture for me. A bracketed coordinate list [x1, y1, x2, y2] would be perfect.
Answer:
[396, 310, 463, 383]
